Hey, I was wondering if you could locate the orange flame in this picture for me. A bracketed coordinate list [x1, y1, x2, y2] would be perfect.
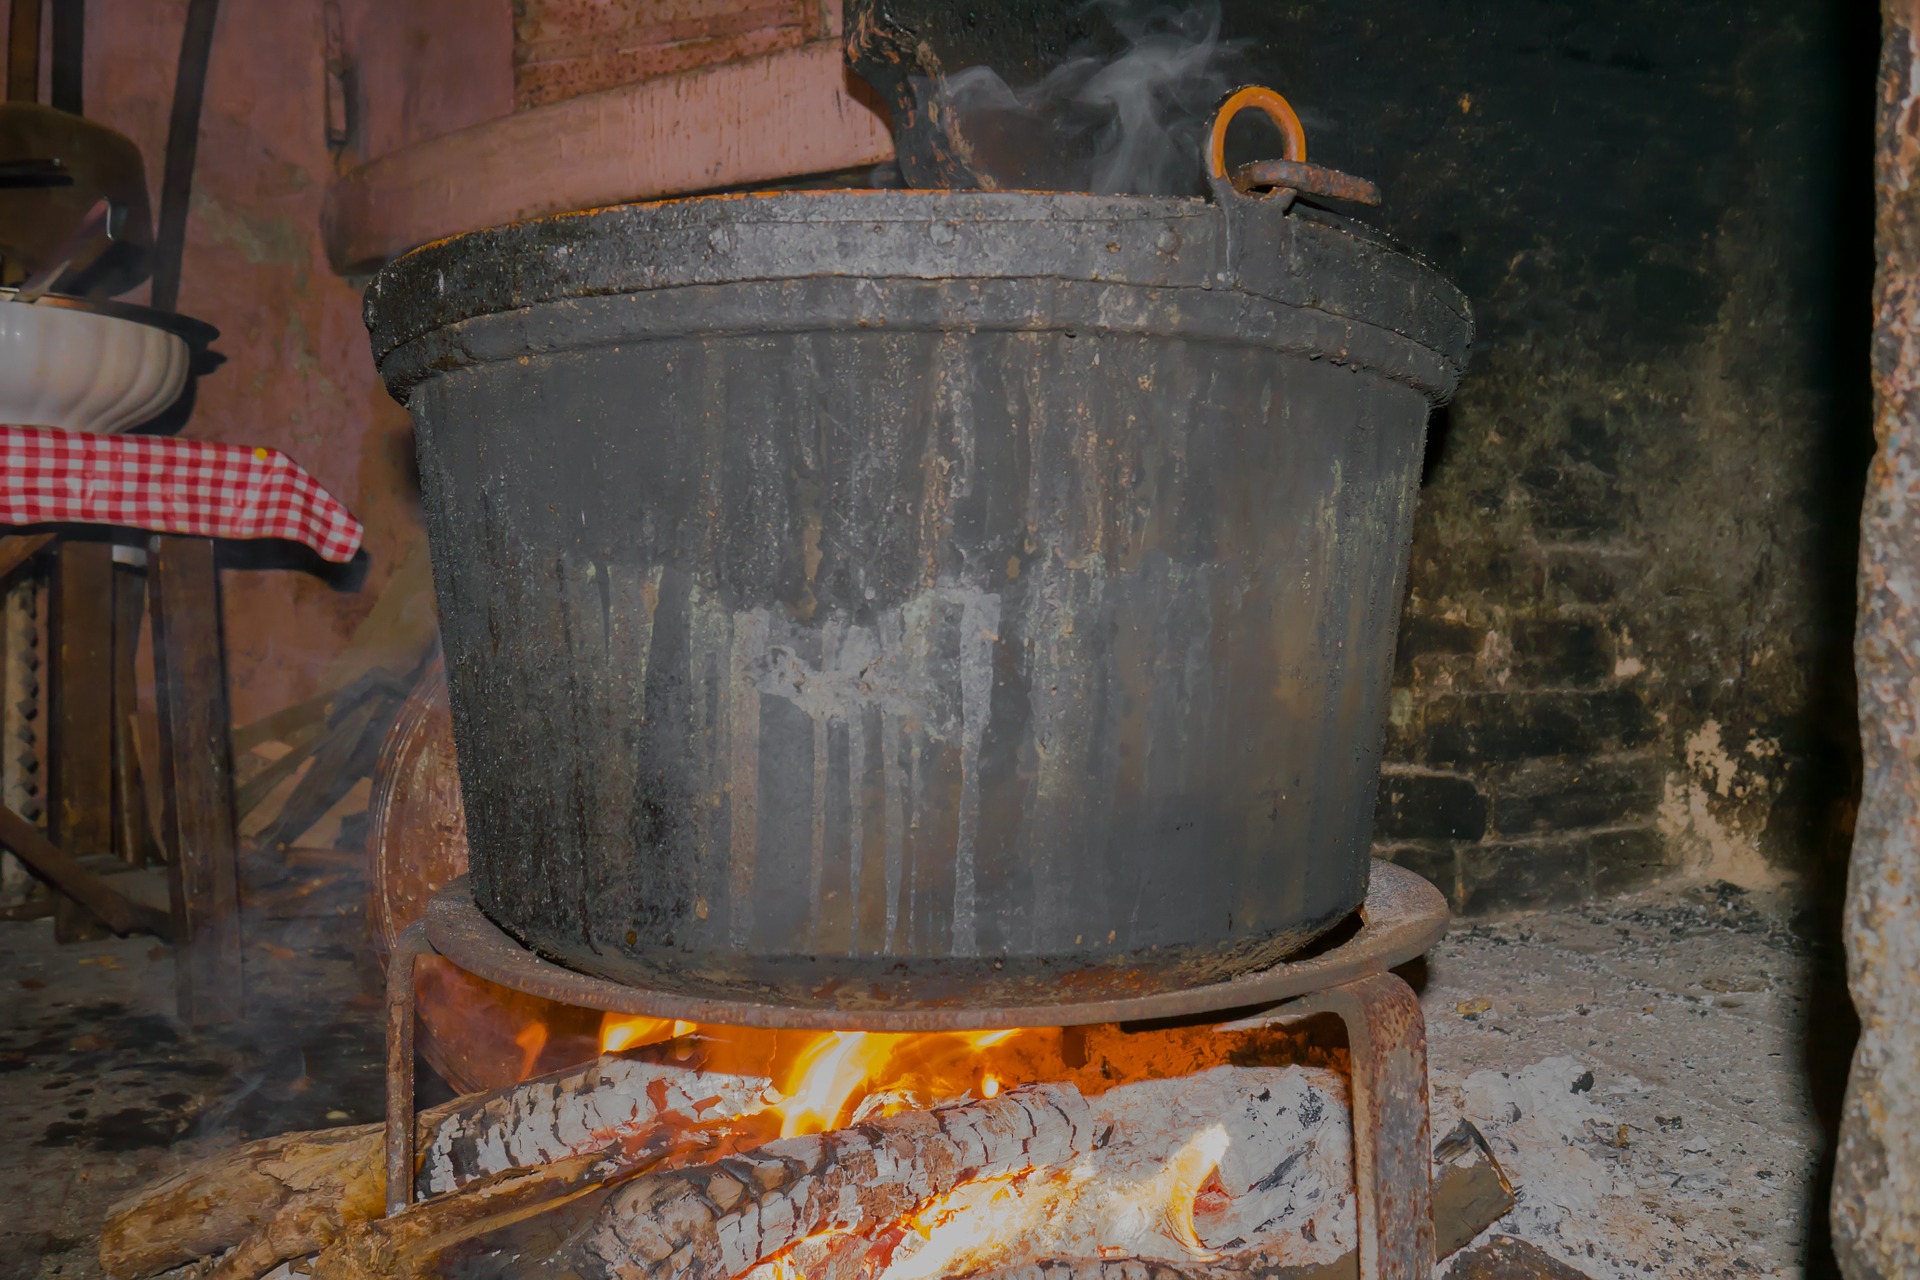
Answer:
[776, 1032, 897, 1137]
[599, 1014, 696, 1053]
[588, 1018, 1058, 1139]
[1154, 1126, 1231, 1258]
[513, 1021, 548, 1077]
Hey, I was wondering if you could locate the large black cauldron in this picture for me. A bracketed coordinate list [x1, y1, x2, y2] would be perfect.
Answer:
[365, 119, 1469, 1013]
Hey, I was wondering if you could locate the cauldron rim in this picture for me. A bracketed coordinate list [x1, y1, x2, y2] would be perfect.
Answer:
[364, 186, 1473, 399]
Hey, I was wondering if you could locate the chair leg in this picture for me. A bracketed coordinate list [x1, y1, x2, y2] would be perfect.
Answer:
[50, 538, 115, 941]
[149, 535, 244, 1025]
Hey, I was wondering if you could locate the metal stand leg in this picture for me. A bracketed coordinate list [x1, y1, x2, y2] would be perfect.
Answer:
[384, 920, 434, 1216]
[1293, 970, 1435, 1280]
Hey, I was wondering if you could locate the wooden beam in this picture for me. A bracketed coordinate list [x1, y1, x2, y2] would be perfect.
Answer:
[49, 0, 81, 115]
[320, 38, 893, 273]
[50, 538, 116, 941]
[112, 562, 153, 866]
[6, 0, 40, 103]
[0, 533, 55, 586]
[0, 802, 173, 937]
[149, 535, 243, 1024]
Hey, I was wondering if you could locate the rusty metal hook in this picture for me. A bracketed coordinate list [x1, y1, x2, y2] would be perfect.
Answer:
[1205, 84, 1382, 209]
[1207, 85, 1309, 181]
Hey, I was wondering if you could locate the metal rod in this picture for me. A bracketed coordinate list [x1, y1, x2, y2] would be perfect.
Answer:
[1296, 971, 1436, 1280]
[384, 920, 432, 1216]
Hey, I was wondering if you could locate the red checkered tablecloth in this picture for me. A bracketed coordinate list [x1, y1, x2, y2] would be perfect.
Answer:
[0, 425, 364, 563]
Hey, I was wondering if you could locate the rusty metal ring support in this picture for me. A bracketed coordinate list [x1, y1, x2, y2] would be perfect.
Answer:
[1242, 972, 1437, 1280]
[1207, 84, 1308, 184]
[384, 869, 1447, 1277]
[416, 860, 1447, 1031]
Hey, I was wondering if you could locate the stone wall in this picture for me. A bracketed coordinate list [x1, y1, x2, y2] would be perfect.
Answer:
[1833, 6, 1920, 1272]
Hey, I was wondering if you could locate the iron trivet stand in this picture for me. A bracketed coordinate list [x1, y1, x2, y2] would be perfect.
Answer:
[382, 859, 1451, 1280]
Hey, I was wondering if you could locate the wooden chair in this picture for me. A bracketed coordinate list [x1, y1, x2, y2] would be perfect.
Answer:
[0, 531, 242, 1025]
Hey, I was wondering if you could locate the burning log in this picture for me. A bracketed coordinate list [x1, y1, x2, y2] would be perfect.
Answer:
[309, 1110, 781, 1280]
[721, 1069, 1350, 1280]
[414, 1053, 769, 1197]
[734, 1070, 1513, 1280]
[97, 1055, 771, 1280]
[576, 1082, 1095, 1280]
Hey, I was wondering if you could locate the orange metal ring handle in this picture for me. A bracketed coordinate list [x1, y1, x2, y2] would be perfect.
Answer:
[1207, 85, 1308, 181]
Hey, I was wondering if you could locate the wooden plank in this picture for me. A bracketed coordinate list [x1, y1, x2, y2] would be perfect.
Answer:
[512, 0, 820, 110]
[111, 562, 153, 866]
[149, 0, 223, 313]
[320, 37, 893, 272]
[234, 716, 327, 820]
[6, 0, 40, 103]
[50, 539, 116, 942]
[149, 535, 244, 1024]
[0, 534, 56, 586]
[250, 694, 387, 854]
[0, 803, 173, 937]
[49, 0, 83, 115]
[335, 0, 513, 164]
[233, 686, 340, 759]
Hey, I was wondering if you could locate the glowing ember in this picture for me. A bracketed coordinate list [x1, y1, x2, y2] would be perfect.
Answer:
[583, 1019, 1081, 1139]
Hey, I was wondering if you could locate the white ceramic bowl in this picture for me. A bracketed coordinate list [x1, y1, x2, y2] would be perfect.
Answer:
[0, 289, 189, 434]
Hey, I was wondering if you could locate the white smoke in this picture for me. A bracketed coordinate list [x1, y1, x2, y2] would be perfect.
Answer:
[944, 1, 1242, 197]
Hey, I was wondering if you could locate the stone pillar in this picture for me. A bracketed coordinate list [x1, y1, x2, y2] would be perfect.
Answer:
[1834, 5, 1920, 1274]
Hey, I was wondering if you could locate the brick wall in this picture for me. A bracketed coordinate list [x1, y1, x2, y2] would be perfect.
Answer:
[1375, 568, 1673, 912]
[1208, 0, 1877, 914]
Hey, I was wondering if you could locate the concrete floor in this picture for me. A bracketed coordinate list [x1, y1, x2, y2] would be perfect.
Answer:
[1422, 880, 1844, 1279]
[0, 877, 1843, 1279]
[0, 878, 392, 1279]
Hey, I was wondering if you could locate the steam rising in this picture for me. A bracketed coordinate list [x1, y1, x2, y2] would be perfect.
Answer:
[944, 2, 1241, 196]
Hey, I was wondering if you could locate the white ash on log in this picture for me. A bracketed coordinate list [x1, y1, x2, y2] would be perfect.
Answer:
[416, 1057, 772, 1197]
[575, 1082, 1095, 1280]
[309, 1106, 775, 1280]
[731, 1068, 1357, 1280]
[743, 1075, 1508, 1280]
[98, 1055, 770, 1280]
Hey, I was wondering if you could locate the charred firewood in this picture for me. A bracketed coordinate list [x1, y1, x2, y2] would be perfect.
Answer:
[734, 1075, 1514, 1280]
[97, 1056, 770, 1280]
[309, 1112, 781, 1280]
[575, 1083, 1095, 1280]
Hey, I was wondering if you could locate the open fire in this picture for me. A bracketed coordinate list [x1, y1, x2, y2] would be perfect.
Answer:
[105, 1003, 1517, 1280]
[558, 1014, 1370, 1280]
[592, 1016, 1038, 1138]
